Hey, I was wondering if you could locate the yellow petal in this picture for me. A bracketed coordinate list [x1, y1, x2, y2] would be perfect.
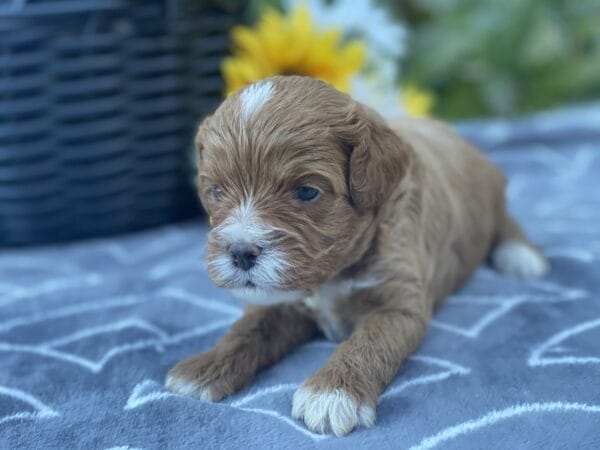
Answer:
[402, 85, 435, 117]
[232, 27, 271, 70]
[221, 5, 367, 95]
[339, 42, 366, 73]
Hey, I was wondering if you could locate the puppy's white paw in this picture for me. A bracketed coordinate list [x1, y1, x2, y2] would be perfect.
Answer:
[492, 240, 548, 279]
[292, 386, 375, 436]
[165, 375, 215, 402]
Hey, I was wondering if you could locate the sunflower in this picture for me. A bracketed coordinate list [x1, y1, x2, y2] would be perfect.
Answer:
[401, 84, 434, 118]
[221, 6, 366, 95]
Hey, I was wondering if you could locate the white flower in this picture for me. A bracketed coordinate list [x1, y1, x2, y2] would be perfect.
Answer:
[351, 75, 405, 119]
[284, 0, 406, 58]
[284, 0, 409, 119]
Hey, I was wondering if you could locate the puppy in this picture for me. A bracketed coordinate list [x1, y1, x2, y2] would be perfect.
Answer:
[166, 75, 548, 436]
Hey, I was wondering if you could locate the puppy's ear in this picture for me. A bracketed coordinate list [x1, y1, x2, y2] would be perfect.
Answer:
[346, 104, 411, 210]
[194, 116, 211, 160]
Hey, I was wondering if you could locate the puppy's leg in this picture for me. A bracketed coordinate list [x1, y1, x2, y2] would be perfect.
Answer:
[166, 302, 318, 401]
[491, 213, 548, 279]
[292, 289, 429, 436]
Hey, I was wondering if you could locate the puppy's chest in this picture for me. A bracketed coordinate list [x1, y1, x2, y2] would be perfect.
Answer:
[303, 278, 376, 341]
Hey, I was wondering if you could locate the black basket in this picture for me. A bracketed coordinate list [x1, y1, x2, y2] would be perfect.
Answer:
[0, 0, 240, 246]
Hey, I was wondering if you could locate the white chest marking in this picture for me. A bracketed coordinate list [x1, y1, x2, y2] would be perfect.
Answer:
[304, 277, 378, 341]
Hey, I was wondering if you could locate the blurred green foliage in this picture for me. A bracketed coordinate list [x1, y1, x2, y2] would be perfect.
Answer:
[244, 0, 282, 21]
[243, 0, 600, 118]
[398, 0, 600, 118]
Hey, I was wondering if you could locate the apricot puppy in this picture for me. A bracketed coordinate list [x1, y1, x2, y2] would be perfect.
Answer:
[166, 75, 548, 436]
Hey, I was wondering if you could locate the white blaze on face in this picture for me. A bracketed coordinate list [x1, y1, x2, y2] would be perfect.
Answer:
[211, 197, 298, 303]
[239, 81, 275, 124]
[217, 199, 268, 246]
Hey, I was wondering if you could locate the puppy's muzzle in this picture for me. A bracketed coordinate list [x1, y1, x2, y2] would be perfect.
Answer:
[229, 241, 262, 271]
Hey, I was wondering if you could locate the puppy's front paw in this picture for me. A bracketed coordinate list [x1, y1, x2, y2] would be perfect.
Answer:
[165, 350, 241, 402]
[292, 383, 376, 436]
[165, 373, 216, 402]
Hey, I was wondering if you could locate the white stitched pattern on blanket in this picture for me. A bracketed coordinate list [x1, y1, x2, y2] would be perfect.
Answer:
[0, 385, 59, 426]
[529, 318, 600, 367]
[124, 380, 175, 411]
[0, 289, 237, 373]
[122, 355, 470, 442]
[409, 402, 600, 450]
[430, 290, 585, 339]
[0, 319, 232, 374]
[0, 274, 103, 307]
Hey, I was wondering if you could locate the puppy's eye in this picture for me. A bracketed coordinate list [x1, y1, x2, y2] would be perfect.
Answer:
[294, 186, 319, 202]
[211, 186, 223, 201]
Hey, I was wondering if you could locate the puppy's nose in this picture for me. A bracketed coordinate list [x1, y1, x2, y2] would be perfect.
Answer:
[229, 242, 262, 271]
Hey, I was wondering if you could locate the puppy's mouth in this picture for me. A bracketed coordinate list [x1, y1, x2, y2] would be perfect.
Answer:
[210, 262, 276, 291]
[212, 264, 306, 304]
[206, 257, 305, 304]
[206, 219, 309, 303]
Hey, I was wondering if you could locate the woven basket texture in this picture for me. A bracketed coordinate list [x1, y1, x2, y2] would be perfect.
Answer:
[0, 0, 237, 246]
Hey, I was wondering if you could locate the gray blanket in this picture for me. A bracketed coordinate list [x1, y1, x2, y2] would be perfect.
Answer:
[1, 105, 599, 449]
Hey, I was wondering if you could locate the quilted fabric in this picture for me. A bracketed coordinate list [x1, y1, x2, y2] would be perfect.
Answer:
[1, 105, 599, 449]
